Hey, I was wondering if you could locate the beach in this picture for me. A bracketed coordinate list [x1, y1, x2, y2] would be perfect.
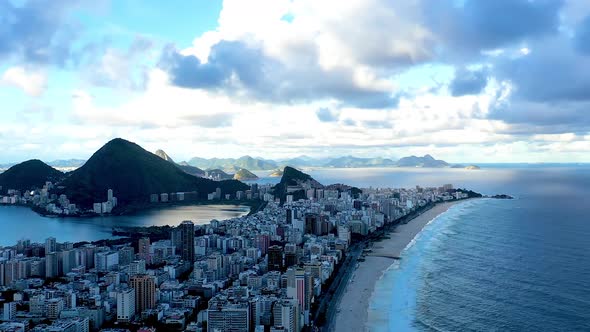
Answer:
[332, 200, 469, 332]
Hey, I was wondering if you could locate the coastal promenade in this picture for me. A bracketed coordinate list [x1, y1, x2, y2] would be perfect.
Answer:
[330, 200, 470, 332]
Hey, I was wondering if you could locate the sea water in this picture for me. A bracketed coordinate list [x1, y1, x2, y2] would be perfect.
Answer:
[362, 167, 590, 331]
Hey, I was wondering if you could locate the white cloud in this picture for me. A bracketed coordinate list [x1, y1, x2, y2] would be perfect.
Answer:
[1, 67, 47, 97]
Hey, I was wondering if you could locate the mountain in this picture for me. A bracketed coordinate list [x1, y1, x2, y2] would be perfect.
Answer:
[188, 156, 278, 171]
[0, 160, 64, 194]
[205, 169, 233, 180]
[395, 154, 449, 168]
[155, 149, 174, 163]
[273, 166, 323, 203]
[323, 156, 396, 168]
[58, 138, 248, 207]
[233, 168, 259, 181]
[155, 149, 206, 177]
[177, 164, 206, 177]
[279, 155, 326, 167]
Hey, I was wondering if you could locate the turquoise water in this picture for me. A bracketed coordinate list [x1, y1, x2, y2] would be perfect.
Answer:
[0, 205, 250, 246]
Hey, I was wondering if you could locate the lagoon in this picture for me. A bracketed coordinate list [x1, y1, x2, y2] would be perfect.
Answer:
[0, 204, 250, 246]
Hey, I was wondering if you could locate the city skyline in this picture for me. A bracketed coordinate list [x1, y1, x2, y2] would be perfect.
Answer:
[1, 0, 590, 164]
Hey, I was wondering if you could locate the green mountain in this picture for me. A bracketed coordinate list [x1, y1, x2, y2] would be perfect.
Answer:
[155, 149, 206, 177]
[58, 138, 248, 207]
[273, 166, 323, 203]
[0, 160, 64, 194]
[188, 155, 278, 171]
[233, 168, 259, 181]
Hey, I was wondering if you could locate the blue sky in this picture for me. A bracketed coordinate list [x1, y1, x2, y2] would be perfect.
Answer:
[1, 0, 590, 164]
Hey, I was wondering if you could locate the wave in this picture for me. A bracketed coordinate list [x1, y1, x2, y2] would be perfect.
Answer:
[366, 200, 483, 331]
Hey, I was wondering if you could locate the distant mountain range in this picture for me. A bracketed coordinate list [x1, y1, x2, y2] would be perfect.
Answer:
[188, 156, 278, 171]
[186, 154, 454, 170]
[0, 152, 471, 175]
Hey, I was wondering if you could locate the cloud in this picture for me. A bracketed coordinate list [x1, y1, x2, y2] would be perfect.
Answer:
[316, 108, 339, 122]
[160, 40, 398, 108]
[84, 36, 154, 90]
[495, 38, 590, 103]
[450, 68, 489, 97]
[428, 0, 564, 56]
[0, 0, 82, 65]
[1, 66, 47, 96]
[159, 41, 269, 90]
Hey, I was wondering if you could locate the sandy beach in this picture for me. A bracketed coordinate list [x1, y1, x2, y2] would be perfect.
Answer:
[332, 200, 469, 332]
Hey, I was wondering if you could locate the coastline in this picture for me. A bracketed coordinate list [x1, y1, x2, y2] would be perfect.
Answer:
[331, 199, 473, 332]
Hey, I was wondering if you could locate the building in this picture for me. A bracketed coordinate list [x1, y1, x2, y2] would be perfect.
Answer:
[272, 299, 299, 332]
[117, 288, 136, 323]
[45, 252, 59, 278]
[45, 237, 57, 254]
[268, 246, 283, 271]
[138, 237, 150, 262]
[95, 251, 119, 272]
[180, 221, 195, 262]
[3, 302, 16, 321]
[255, 234, 270, 256]
[129, 260, 146, 275]
[207, 297, 250, 332]
[130, 275, 156, 314]
[47, 298, 64, 320]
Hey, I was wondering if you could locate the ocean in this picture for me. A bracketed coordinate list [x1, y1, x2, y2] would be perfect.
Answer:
[349, 166, 590, 332]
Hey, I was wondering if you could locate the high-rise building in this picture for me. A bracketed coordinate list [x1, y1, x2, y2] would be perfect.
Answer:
[130, 275, 156, 314]
[138, 237, 150, 262]
[272, 299, 299, 332]
[118, 247, 135, 266]
[304, 214, 317, 235]
[45, 252, 59, 278]
[268, 245, 283, 271]
[180, 221, 195, 262]
[3, 302, 16, 321]
[170, 227, 182, 254]
[94, 251, 119, 272]
[255, 234, 270, 256]
[61, 249, 76, 275]
[45, 237, 57, 254]
[116, 288, 135, 323]
[287, 268, 313, 326]
[286, 208, 293, 224]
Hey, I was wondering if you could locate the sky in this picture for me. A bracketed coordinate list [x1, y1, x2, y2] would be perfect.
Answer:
[1, 0, 590, 164]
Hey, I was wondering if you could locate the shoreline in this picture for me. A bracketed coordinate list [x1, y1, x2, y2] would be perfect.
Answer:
[331, 199, 475, 332]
